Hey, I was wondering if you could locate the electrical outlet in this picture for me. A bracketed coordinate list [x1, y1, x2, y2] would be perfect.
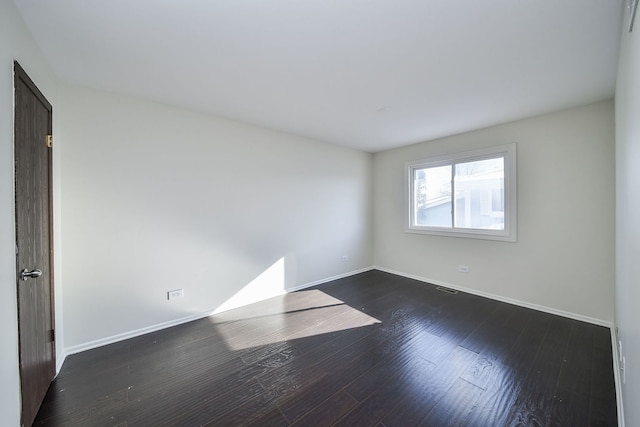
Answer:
[458, 265, 469, 273]
[619, 340, 623, 362]
[341, 255, 348, 262]
[167, 289, 184, 300]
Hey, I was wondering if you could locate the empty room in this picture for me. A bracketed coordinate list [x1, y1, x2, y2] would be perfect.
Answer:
[1, 0, 639, 426]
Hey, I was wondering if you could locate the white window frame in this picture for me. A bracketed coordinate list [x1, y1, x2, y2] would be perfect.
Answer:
[405, 143, 517, 242]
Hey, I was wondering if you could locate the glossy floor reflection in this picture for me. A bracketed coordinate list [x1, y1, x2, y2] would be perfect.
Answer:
[34, 270, 617, 426]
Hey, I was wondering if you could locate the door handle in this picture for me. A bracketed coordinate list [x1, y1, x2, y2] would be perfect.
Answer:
[20, 269, 42, 281]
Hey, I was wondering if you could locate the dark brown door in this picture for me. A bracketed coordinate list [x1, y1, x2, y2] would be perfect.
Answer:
[14, 61, 55, 427]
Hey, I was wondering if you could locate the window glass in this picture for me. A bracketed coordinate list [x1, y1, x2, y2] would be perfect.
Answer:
[414, 165, 451, 227]
[406, 144, 516, 242]
[454, 157, 504, 230]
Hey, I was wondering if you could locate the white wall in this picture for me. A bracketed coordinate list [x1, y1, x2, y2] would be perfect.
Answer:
[0, 0, 624, 423]
[59, 85, 373, 349]
[373, 101, 615, 323]
[0, 0, 63, 424]
[615, 14, 640, 427]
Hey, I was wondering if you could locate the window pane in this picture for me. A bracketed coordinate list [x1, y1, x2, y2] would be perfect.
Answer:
[414, 165, 452, 227]
[454, 157, 504, 230]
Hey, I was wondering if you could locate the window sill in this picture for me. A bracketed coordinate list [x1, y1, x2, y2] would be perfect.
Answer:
[405, 226, 517, 242]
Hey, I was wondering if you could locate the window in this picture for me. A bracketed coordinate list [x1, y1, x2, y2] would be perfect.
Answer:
[406, 143, 516, 241]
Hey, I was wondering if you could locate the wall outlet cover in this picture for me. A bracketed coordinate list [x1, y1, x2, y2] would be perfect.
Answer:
[619, 340, 623, 362]
[167, 289, 184, 300]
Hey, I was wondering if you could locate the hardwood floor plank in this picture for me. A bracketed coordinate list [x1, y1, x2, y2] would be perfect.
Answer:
[462, 365, 524, 427]
[543, 314, 573, 346]
[34, 388, 130, 426]
[591, 344, 616, 399]
[590, 325, 616, 426]
[418, 378, 484, 426]
[127, 334, 239, 378]
[291, 390, 358, 426]
[460, 355, 506, 391]
[314, 309, 424, 377]
[343, 345, 433, 402]
[504, 316, 574, 427]
[459, 302, 515, 353]
[592, 324, 613, 350]
[589, 394, 618, 427]
[380, 346, 478, 427]
[276, 374, 344, 423]
[458, 307, 532, 392]
[555, 321, 594, 397]
[245, 407, 290, 427]
[126, 319, 228, 358]
[548, 390, 590, 427]
[128, 379, 264, 425]
[334, 381, 408, 427]
[502, 312, 553, 373]
[278, 334, 412, 423]
[55, 340, 131, 379]
[39, 362, 130, 405]
[335, 356, 435, 427]
[204, 392, 277, 426]
[257, 360, 326, 398]
[424, 294, 494, 338]
[33, 270, 617, 426]
[125, 355, 248, 403]
[460, 304, 531, 361]
[240, 340, 300, 367]
[276, 312, 425, 422]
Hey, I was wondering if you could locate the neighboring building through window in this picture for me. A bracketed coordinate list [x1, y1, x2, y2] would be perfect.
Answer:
[406, 144, 516, 241]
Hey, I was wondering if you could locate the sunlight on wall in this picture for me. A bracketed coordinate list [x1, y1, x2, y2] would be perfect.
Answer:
[212, 257, 287, 315]
[211, 289, 381, 351]
[204, 256, 381, 351]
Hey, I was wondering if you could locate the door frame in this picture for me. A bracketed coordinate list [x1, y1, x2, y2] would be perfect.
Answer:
[13, 60, 56, 426]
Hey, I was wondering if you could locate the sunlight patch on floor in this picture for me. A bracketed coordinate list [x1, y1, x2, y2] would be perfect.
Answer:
[212, 289, 381, 351]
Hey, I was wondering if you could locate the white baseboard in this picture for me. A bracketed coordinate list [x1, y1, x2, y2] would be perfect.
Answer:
[60, 265, 623, 424]
[611, 326, 626, 427]
[55, 351, 66, 375]
[63, 311, 213, 356]
[285, 266, 374, 293]
[63, 266, 375, 356]
[373, 266, 613, 328]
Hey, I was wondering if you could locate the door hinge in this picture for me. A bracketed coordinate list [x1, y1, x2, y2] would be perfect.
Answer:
[50, 329, 55, 342]
[46, 134, 52, 148]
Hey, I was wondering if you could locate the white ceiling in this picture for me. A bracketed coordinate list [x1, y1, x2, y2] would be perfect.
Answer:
[13, 0, 624, 152]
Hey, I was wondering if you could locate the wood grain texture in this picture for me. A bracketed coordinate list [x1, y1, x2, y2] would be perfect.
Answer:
[14, 61, 56, 427]
[34, 270, 617, 426]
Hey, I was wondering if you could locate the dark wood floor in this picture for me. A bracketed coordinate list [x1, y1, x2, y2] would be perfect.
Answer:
[34, 270, 617, 426]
